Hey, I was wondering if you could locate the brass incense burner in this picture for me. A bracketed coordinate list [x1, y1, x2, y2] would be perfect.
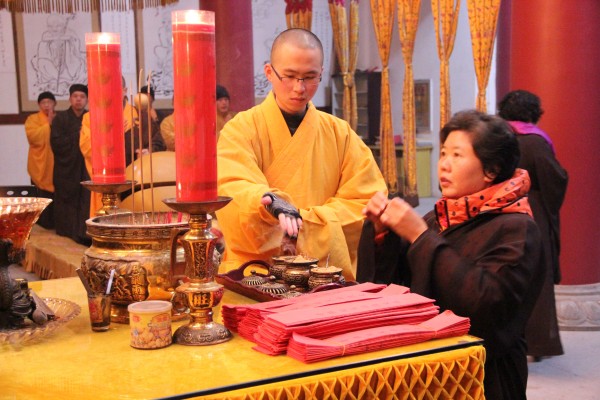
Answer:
[164, 197, 232, 346]
[81, 211, 189, 323]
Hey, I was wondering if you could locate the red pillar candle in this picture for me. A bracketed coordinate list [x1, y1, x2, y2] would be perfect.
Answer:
[172, 10, 217, 201]
[85, 32, 126, 183]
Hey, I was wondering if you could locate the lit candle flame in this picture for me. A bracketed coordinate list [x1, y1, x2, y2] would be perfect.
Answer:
[184, 10, 202, 24]
[95, 32, 118, 45]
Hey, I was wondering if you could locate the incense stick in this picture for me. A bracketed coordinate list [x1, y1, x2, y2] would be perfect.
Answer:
[106, 269, 116, 295]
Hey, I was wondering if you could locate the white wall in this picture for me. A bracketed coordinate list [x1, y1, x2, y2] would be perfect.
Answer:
[0, 3, 498, 195]
[0, 10, 29, 185]
[252, 0, 333, 106]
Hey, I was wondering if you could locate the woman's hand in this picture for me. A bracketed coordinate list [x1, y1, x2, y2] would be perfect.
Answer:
[380, 197, 428, 243]
[362, 191, 389, 235]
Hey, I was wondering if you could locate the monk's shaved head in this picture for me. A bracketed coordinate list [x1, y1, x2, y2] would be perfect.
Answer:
[270, 28, 324, 66]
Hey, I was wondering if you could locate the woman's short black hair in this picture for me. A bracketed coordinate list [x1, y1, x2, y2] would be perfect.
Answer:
[497, 89, 544, 123]
[441, 110, 520, 184]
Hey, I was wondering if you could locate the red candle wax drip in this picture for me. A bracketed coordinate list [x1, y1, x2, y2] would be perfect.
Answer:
[86, 36, 126, 183]
[172, 12, 217, 202]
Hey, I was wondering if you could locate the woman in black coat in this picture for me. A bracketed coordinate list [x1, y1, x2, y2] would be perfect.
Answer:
[499, 90, 567, 360]
[358, 110, 544, 400]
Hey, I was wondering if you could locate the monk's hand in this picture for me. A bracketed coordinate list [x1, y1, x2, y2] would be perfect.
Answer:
[261, 192, 303, 238]
[380, 197, 428, 243]
[362, 191, 389, 235]
[47, 109, 56, 124]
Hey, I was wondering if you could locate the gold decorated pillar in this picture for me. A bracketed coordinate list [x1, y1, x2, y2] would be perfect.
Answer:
[370, 0, 398, 195]
[285, 0, 313, 30]
[397, 0, 421, 205]
[431, 0, 460, 128]
[466, 0, 501, 112]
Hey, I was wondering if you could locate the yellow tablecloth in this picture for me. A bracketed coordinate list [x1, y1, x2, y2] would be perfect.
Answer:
[0, 278, 485, 399]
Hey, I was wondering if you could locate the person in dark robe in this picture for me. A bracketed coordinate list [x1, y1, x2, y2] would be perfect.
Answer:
[50, 84, 91, 245]
[124, 93, 166, 166]
[498, 90, 568, 360]
[357, 110, 544, 400]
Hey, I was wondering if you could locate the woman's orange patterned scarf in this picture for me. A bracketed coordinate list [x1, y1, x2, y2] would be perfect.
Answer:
[435, 168, 533, 231]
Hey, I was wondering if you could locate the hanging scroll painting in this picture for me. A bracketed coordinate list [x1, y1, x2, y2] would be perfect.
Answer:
[15, 11, 99, 111]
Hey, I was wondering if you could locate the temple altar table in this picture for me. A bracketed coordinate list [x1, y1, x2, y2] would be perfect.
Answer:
[1, 277, 485, 399]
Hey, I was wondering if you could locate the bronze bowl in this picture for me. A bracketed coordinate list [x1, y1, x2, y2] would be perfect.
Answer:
[0, 197, 52, 263]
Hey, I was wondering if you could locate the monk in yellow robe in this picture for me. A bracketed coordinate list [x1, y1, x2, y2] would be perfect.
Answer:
[216, 85, 236, 139]
[216, 29, 386, 280]
[80, 78, 137, 217]
[160, 113, 175, 151]
[24, 91, 56, 228]
[162, 85, 236, 149]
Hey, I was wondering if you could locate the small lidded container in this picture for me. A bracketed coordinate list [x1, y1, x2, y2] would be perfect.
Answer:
[258, 276, 289, 296]
[128, 300, 173, 349]
[308, 265, 344, 291]
[240, 270, 267, 287]
[282, 255, 318, 291]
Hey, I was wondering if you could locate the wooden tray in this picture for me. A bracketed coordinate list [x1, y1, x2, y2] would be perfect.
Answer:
[215, 260, 355, 303]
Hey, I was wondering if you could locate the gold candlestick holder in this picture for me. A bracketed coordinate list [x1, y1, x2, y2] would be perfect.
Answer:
[163, 196, 232, 346]
[81, 180, 134, 216]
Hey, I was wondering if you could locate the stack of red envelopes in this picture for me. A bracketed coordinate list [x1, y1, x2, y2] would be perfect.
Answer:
[222, 282, 388, 340]
[222, 283, 470, 361]
[286, 310, 470, 363]
[252, 291, 439, 355]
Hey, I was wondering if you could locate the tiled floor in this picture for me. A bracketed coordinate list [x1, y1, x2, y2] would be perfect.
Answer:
[527, 330, 600, 399]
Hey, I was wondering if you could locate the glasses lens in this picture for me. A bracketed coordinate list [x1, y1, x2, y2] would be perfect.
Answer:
[284, 76, 321, 87]
[303, 77, 320, 86]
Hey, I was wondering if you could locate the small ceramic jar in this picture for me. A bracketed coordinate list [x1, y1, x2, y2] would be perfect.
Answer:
[269, 255, 296, 282]
[283, 263, 315, 290]
[308, 266, 343, 291]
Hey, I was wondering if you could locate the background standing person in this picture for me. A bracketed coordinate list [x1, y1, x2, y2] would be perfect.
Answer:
[50, 84, 90, 245]
[159, 97, 175, 151]
[24, 91, 56, 229]
[124, 92, 166, 166]
[358, 110, 544, 400]
[498, 89, 568, 361]
[216, 28, 386, 279]
[139, 85, 165, 125]
[216, 84, 236, 138]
